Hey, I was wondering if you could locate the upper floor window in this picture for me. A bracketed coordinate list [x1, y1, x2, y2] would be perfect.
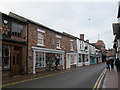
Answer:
[80, 41, 81, 49]
[85, 43, 88, 50]
[12, 23, 23, 37]
[37, 29, 45, 46]
[70, 40, 73, 51]
[56, 35, 61, 49]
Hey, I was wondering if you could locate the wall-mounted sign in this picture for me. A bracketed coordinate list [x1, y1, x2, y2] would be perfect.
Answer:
[3, 20, 8, 24]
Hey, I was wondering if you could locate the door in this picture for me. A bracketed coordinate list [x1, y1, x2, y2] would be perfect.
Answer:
[12, 50, 20, 75]
[82, 54, 85, 65]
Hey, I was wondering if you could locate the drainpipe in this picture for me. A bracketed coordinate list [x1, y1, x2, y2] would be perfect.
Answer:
[26, 22, 29, 75]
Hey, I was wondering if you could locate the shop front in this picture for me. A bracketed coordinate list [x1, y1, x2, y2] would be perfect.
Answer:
[90, 55, 96, 64]
[32, 46, 64, 74]
[66, 53, 77, 69]
[2, 41, 26, 77]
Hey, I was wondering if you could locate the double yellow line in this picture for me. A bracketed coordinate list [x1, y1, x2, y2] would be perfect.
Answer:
[93, 68, 107, 90]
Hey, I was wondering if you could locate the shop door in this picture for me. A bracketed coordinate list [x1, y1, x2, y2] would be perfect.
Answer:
[82, 54, 85, 65]
[12, 50, 20, 75]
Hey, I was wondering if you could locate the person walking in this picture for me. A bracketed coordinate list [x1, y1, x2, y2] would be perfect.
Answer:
[110, 57, 114, 69]
[55, 55, 60, 70]
[115, 58, 120, 72]
[106, 59, 111, 71]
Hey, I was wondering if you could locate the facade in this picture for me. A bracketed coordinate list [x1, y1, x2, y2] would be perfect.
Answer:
[1, 12, 103, 77]
[76, 35, 90, 67]
[9, 12, 77, 74]
[89, 44, 96, 64]
[1, 13, 27, 77]
[95, 40, 106, 62]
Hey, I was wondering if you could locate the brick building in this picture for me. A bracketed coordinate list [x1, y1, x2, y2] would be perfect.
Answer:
[1, 12, 28, 77]
[9, 12, 77, 74]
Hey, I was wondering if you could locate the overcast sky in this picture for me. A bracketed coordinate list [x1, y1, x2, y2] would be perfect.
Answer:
[0, 1, 119, 49]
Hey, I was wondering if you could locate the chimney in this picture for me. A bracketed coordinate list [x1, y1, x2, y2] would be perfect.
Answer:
[86, 39, 89, 43]
[80, 34, 84, 40]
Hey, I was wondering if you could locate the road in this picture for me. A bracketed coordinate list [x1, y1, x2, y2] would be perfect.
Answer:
[3, 63, 105, 88]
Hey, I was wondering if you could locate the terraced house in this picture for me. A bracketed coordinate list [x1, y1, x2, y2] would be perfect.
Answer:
[1, 12, 103, 77]
[76, 34, 90, 67]
[9, 12, 77, 74]
[1, 12, 28, 77]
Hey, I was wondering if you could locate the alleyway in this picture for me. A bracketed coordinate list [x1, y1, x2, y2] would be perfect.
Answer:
[3, 63, 105, 88]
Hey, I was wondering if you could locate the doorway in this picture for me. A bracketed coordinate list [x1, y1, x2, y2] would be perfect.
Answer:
[11, 46, 21, 75]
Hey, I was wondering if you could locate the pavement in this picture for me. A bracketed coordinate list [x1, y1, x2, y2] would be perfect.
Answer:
[102, 65, 120, 89]
[2, 63, 105, 88]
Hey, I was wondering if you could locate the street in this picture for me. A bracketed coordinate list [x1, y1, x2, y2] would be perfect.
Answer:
[3, 63, 105, 88]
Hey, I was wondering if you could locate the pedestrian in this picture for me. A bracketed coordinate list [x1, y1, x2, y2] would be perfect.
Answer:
[55, 55, 60, 70]
[106, 59, 111, 71]
[109, 57, 114, 69]
[115, 58, 120, 72]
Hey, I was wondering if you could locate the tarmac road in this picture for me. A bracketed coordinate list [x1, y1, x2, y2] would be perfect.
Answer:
[3, 63, 105, 88]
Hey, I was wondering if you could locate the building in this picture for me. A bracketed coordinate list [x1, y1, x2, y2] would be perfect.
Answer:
[112, 2, 120, 59]
[1, 12, 28, 77]
[9, 12, 77, 74]
[89, 43, 97, 64]
[95, 40, 106, 62]
[76, 34, 90, 67]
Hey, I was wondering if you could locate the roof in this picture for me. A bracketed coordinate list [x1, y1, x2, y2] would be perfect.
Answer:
[96, 40, 105, 46]
[9, 12, 76, 39]
[2, 12, 27, 24]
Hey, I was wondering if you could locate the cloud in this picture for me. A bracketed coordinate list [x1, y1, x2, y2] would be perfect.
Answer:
[0, 2, 118, 48]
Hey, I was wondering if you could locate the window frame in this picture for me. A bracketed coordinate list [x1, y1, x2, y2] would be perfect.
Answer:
[70, 40, 73, 51]
[37, 28, 45, 46]
[56, 35, 61, 49]
[12, 22, 23, 37]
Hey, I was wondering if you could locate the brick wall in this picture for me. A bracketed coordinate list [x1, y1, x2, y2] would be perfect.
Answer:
[27, 23, 77, 73]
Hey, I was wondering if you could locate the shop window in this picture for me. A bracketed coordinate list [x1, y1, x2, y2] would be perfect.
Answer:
[70, 55, 75, 65]
[79, 54, 81, 62]
[85, 55, 89, 62]
[35, 52, 45, 68]
[2, 45, 10, 69]
[12, 23, 23, 37]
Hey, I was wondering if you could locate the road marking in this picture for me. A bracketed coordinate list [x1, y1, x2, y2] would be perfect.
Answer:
[0, 70, 72, 87]
[93, 68, 106, 90]
[97, 68, 106, 89]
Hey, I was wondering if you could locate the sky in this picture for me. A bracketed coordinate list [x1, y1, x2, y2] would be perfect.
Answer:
[0, 0, 119, 49]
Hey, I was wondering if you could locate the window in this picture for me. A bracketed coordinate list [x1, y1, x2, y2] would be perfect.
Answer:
[57, 38, 60, 48]
[85, 55, 88, 62]
[70, 55, 75, 65]
[37, 29, 45, 46]
[79, 54, 81, 62]
[12, 23, 23, 37]
[70, 40, 73, 51]
[2, 45, 10, 69]
[85, 43, 88, 50]
[38, 32, 44, 45]
[56, 35, 61, 49]
[35, 52, 45, 68]
[80, 41, 81, 49]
